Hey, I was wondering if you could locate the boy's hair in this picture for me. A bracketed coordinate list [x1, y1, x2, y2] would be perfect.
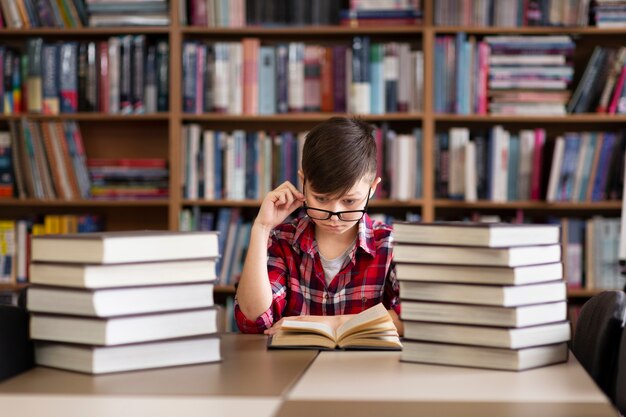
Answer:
[302, 117, 377, 197]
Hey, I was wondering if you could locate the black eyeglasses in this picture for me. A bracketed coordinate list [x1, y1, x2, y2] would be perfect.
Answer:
[302, 181, 371, 222]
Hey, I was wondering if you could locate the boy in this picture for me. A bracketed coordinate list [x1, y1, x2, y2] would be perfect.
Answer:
[234, 117, 402, 335]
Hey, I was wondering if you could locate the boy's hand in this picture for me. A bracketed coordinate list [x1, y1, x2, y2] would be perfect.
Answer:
[255, 181, 305, 230]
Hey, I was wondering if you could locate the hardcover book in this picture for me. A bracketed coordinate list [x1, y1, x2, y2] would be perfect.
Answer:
[30, 231, 219, 264]
[268, 303, 401, 351]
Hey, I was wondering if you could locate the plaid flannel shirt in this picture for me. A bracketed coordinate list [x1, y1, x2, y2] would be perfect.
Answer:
[234, 214, 400, 333]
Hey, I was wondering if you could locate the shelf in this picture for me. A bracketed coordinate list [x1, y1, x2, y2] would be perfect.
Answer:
[0, 27, 170, 36]
[182, 26, 424, 36]
[567, 288, 614, 298]
[433, 26, 626, 35]
[183, 199, 261, 207]
[0, 283, 27, 291]
[0, 113, 170, 121]
[0, 199, 170, 207]
[434, 200, 622, 210]
[182, 113, 423, 122]
[435, 114, 626, 123]
[182, 199, 424, 208]
[214, 285, 236, 294]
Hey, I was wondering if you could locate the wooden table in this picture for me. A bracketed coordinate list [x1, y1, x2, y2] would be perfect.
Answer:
[0, 334, 317, 417]
[278, 350, 617, 417]
[0, 334, 618, 417]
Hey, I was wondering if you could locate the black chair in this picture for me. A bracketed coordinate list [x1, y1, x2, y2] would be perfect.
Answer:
[616, 322, 626, 415]
[572, 290, 626, 402]
[0, 304, 34, 381]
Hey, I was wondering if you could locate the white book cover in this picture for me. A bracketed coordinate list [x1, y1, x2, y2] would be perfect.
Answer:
[464, 140, 477, 202]
[547, 137, 565, 202]
[228, 43, 243, 115]
[203, 130, 215, 200]
[517, 129, 535, 201]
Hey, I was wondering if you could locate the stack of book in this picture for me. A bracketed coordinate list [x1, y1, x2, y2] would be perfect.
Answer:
[394, 222, 571, 371]
[87, 158, 169, 200]
[26, 231, 221, 374]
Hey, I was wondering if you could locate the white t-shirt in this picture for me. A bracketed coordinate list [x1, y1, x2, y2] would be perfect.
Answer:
[319, 240, 356, 286]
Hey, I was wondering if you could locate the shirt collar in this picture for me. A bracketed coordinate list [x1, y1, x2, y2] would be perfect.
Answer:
[293, 214, 376, 257]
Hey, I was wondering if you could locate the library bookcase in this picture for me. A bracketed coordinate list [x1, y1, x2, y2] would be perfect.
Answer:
[1, 0, 623, 302]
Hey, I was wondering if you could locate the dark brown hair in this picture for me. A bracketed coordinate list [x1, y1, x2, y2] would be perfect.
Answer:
[302, 117, 377, 197]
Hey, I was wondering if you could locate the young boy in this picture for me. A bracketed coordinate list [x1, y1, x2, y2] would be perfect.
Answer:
[234, 117, 402, 335]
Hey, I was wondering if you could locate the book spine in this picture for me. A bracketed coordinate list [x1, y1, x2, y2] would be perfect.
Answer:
[156, 41, 169, 112]
[41, 43, 59, 115]
[59, 42, 78, 113]
[132, 35, 146, 114]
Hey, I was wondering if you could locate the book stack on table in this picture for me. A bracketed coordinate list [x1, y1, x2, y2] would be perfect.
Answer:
[26, 230, 221, 374]
[394, 221, 571, 371]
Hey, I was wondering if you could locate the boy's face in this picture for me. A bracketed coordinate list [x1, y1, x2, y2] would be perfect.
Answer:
[303, 176, 379, 235]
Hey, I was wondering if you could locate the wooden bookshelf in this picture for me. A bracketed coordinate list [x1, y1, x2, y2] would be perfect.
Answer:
[0, 0, 624, 298]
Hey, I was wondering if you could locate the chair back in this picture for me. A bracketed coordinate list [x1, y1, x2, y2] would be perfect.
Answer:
[572, 291, 626, 402]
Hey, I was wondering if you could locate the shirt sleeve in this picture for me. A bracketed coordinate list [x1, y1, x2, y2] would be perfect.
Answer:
[383, 260, 401, 315]
[234, 233, 289, 334]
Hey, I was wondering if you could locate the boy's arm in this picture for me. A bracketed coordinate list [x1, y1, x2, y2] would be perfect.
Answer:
[235, 181, 304, 333]
[384, 261, 403, 336]
[235, 223, 274, 320]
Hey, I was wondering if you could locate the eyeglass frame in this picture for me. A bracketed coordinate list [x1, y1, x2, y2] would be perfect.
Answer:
[302, 180, 372, 222]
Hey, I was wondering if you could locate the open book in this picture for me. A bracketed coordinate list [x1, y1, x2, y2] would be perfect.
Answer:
[268, 303, 401, 350]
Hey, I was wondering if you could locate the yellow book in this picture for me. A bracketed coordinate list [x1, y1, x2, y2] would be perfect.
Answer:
[268, 303, 402, 351]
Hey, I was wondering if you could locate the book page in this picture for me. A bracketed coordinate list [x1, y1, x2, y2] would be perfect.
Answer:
[280, 320, 336, 340]
[336, 303, 391, 340]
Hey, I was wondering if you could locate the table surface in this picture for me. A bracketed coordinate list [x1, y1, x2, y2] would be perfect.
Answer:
[0, 334, 619, 417]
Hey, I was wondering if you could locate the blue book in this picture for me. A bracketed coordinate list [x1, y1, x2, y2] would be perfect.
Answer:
[60, 42, 78, 113]
[370, 43, 384, 115]
[455, 32, 466, 115]
[507, 135, 520, 201]
[42, 44, 60, 115]
[258, 46, 276, 115]
[578, 133, 597, 201]
[591, 133, 616, 201]
[215, 208, 232, 278]
[276, 44, 289, 114]
[558, 133, 581, 201]
[182, 42, 197, 114]
[214, 131, 223, 199]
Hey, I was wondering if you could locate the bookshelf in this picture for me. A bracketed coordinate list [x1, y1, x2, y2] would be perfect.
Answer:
[1, 0, 624, 301]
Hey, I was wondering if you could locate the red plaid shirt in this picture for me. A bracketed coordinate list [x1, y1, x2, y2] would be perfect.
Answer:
[234, 214, 400, 334]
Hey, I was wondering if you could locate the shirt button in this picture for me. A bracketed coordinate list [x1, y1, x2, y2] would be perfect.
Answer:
[324, 294, 328, 300]
[362, 297, 367, 303]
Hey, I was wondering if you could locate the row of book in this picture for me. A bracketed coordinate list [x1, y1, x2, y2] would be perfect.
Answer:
[181, 125, 423, 202]
[569, 46, 626, 114]
[434, 127, 625, 203]
[0, 214, 103, 284]
[395, 221, 570, 371]
[0, 0, 170, 28]
[182, 0, 421, 27]
[178, 207, 423, 285]
[1, 37, 169, 115]
[563, 216, 625, 291]
[435, 34, 575, 115]
[179, 207, 249, 286]
[26, 230, 221, 374]
[2, 120, 91, 200]
[88, 158, 169, 200]
[182, 38, 423, 115]
[435, 0, 591, 27]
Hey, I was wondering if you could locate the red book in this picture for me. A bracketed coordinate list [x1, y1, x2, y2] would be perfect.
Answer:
[529, 129, 545, 200]
[242, 38, 259, 115]
[320, 47, 334, 113]
[608, 65, 626, 114]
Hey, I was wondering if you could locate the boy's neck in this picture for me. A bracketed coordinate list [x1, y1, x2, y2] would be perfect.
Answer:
[314, 222, 359, 258]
